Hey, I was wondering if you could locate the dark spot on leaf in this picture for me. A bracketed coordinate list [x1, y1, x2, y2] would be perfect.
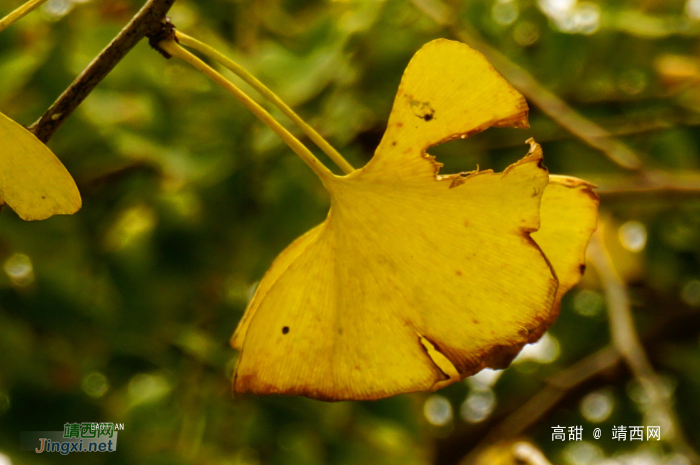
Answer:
[282, 326, 289, 334]
[579, 264, 586, 274]
[407, 97, 435, 121]
[41, 196, 46, 199]
[455, 270, 462, 276]
[472, 319, 479, 324]
[531, 187, 539, 197]
[392, 141, 397, 146]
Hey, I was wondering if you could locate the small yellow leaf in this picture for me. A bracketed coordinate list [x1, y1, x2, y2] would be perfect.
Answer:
[0, 111, 81, 220]
[232, 39, 598, 401]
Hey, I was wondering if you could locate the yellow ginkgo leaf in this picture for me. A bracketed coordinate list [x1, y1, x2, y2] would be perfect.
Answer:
[231, 39, 598, 401]
[532, 174, 600, 325]
[0, 111, 81, 221]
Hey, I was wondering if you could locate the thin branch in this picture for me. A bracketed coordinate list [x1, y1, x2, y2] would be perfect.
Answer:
[409, 0, 644, 171]
[28, 0, 176, 143]
[594, 170, 700, 196]
[588, 232, 700, 464]
[460, 346, 621, 465]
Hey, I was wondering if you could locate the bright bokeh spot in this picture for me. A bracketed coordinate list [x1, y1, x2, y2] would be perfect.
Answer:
[538, 0, 576, 16]
[686, 0, 700, 20]
[538, 0, 600, 34]
[128, 373, 171, 407]
[580, 389, 614, 422]
[619, 221, 647, 252]
[514, 332, 560, 364]
[81, 372, 109, 398]
[681, 279, 700, 306]
[460, 389, 496, 423]
[424, 395, 453, 426]
[628, 376, 676, 413]
[572, 3, 601, 35]
[563, 441, 604, 465]
[574, 289, 605, 317]
[42, 0, 75, 20]
[3, 253, 34, 286]
[0, 452, 11, 465]
[466, 368, 503, 390]
[492, 0, 519, 26]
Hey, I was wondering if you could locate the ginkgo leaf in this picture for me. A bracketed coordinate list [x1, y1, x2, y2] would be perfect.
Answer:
[0, 111, 81, 221]
[231, 39, 598, 401]
[532, 174, 600, 326]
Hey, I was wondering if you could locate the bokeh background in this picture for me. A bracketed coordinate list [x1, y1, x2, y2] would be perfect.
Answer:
[1, 0, 700, 464]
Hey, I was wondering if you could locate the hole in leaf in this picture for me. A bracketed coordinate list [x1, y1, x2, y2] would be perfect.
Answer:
[428, 127, 533, 175]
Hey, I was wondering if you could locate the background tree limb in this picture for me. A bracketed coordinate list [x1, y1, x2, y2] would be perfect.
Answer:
[28, 0, 176, 143]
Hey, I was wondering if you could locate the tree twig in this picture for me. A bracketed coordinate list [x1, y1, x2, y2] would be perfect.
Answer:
[460, 346, 621, 465]
[588, 231, 700, 464]
[28, 0, 176, 143]
[409, 0, 644, 171]
[594, 170, 700, 197]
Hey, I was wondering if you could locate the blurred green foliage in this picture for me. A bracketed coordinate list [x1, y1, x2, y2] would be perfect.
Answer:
[1, 0, 700, 464]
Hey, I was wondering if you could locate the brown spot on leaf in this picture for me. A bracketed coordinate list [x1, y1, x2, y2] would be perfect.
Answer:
[282, 326, 289, 334]
[407, 96, 435, 122]
[455, 270, 463, 276]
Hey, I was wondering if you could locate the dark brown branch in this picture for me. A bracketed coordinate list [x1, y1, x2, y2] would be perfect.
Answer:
[28, 0, 176, 143]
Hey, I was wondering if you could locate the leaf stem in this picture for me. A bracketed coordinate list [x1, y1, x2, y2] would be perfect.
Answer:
[0, 0, 48, 34]
[159, 39, 334, 181]
[175, 31, 355, 175]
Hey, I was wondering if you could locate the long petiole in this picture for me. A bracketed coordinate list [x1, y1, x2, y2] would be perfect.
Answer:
[0, 0, 48, 34]
[159, 39, 334, 181]
[175, 31, 355, 175]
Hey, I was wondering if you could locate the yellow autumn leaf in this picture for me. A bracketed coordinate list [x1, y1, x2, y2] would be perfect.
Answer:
[0, 111, 81, 221]
[226, 39, 599, 401]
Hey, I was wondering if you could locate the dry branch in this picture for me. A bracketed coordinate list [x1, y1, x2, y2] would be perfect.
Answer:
[28, 0, 176, 143]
